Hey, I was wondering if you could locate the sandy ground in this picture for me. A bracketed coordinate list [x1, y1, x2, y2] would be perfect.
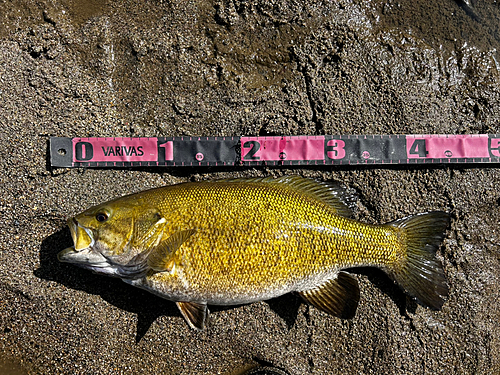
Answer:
[1, 0, 499, 374]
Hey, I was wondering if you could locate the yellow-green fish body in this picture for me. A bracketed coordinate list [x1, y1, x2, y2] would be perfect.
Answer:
[58, 176, 449, 329]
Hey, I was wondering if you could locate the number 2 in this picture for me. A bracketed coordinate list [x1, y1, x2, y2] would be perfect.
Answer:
[243, 141, 261, 160]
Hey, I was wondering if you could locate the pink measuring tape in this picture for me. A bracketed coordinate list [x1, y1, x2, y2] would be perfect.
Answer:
[50, 134, 500, 168]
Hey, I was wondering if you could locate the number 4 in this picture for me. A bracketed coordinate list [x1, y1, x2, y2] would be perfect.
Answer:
[409, 139, 428, 157]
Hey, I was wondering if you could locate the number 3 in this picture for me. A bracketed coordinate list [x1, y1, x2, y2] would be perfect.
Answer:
[326, 140, 346, 160]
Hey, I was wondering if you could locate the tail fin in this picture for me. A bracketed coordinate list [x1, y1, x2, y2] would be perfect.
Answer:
[387, 211, 450, 310]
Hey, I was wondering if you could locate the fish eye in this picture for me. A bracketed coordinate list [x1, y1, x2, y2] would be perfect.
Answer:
[95, 212, 109, 222]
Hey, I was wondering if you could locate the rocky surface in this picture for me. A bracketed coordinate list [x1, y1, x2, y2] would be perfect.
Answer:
[0, 0, 499, 374]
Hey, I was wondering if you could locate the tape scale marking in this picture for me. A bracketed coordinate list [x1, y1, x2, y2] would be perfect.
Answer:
[50, 134, 500, 168]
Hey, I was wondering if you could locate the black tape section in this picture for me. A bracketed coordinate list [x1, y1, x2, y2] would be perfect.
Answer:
[340, 135, 407, 162]
[50, 137, 73, 167]
[157, 137, 238, 165]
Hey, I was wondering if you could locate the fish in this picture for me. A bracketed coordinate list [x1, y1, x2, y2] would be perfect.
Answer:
[58, 176, 450, 330]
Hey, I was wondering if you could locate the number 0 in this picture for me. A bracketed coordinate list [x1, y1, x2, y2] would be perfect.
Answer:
[74, 141, 93, 161]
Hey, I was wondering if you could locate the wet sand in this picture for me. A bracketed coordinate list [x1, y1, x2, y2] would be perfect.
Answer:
[1, 0, 499, 374]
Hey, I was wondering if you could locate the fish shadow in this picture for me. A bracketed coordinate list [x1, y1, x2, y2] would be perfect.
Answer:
[35, 228, 302, 339]
[35, 227, 180, 343]
[348, 267, 418, 317]
[265, 294, 303, 329]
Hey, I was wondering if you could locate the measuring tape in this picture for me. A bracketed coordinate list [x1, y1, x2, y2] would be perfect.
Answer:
[50, 134, 500, 168]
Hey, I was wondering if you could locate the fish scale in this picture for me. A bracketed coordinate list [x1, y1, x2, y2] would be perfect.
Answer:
[58, 176, 449, 330]
[131, 182, 399, 300]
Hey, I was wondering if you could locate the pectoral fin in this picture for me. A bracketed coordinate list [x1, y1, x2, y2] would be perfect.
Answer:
[298, 271, 360, 319]
[147, 229, 197, 272]
[134, 211, 167, 251]
[176, 301, 209, 330]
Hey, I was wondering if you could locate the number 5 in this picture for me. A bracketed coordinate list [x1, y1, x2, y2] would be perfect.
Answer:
[490, 138, 500, 157]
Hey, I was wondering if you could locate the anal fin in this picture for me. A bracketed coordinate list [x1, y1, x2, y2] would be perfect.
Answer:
[298, 271, 360, 319]
[176, 301, 209, 330]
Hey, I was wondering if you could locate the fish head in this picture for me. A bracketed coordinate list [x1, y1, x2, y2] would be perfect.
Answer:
[58, 196, 166, 278]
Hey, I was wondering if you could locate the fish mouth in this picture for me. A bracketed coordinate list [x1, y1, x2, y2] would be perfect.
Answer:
[58, 217, 146, 278]
[57, 245, 109, 266]
[67, 218, 95, 251]
[58, 218, 100, 265]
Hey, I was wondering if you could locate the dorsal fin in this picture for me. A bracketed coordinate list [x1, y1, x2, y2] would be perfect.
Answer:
[217, 175, 357, 217]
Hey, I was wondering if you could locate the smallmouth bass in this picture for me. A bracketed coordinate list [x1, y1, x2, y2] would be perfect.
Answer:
[58, 176, 449, 330]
